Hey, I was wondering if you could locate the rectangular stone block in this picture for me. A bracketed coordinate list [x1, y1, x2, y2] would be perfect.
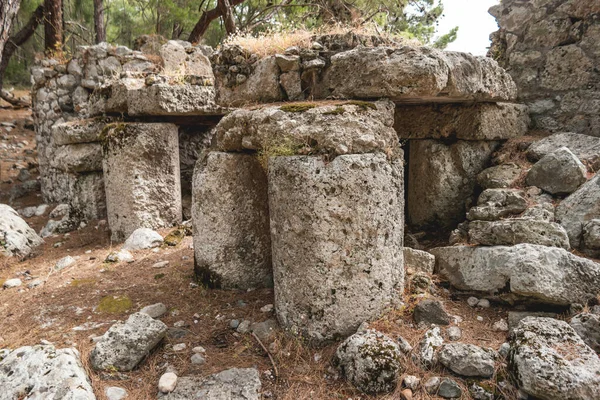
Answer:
[395, 103, 529, 140]
[192, 152, 271, 289]
[69, 172, 107, 221]
[102, 122, 182, 241]
[51, 143, 103, 173]
[127, 84, 225, 116]
[52, 118, 109, 145]
[408, 140, 499, 229]
[269, 153, 404, 344]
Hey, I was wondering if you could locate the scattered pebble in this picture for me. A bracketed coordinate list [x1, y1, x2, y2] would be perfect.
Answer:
[446, 326, 462, 341]
[158, 372, 178, 393]
[403, 375, 420, 390]
[477, 299, 491, 308]
[105, 386, 127, 400]
[230, 319, 240, 329]
[140, 303, 167, 319]
[173, 320, 185, 328]
[493, 318, 509, 332]
[55, 255, 76, 271]
[477, 316, 484, 322]
[190, 353, 206, 365]
[467, 297, 479, 307]
[172, 343, 186, 352]
[260, 304, 274, 313]
[237, 320, 251, 334]
[3, 278, 22, 289]
[192, 346, 205, 354]
[152, 261, 169, 268]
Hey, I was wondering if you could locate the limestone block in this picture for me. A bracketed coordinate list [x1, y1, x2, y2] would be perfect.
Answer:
[527, 132, 600, 171]
[408, 140, 499, 229]
[269, 153, 404, 343]
[556, 175, 600, 248]
[102, 122, 182, 242]
[105, 77, 145, 113]
[526, 146, 587, 194]
[52, 118, 109, 145]
[192, 152, 272, 289]
[468, 219, 570, 249]
[321, 46, 516, 102]
[215, 100, 396, 156]
[431, 244, 600, 305]
[51, 143, 103, 173]
[127, 84, 224, 116]
[160, 40, 214, 80]
[158, 368, 261, 400]
[394, 103, 529, 140]
[69, 172, 107, 221]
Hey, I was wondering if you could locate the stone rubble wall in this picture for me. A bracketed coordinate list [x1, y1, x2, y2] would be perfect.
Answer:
[489, 0, 600, 136]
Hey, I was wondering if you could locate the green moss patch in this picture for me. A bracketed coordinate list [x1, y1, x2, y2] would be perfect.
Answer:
[97, 295, 133, 313]
[323, 106, 345, 115]
[154, 273, 165, 280]
[280, 103, 317, 113]
[343, 100, 377, 111]
[163, 226, 192, 247]
[70, 278, 97, 287]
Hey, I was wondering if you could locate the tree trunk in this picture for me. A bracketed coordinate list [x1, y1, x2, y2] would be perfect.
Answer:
[93, 0, 105, 43]
[44, 0, 63, 52]
[0, 5, 44, 107]
[0, 0, 22, 67]
[188, 0, 245, 43]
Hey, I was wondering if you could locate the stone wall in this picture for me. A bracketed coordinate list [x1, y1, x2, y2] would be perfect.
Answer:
[489, 0, 600, 136]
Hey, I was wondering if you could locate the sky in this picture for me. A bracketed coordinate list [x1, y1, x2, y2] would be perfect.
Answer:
[435, 0, 500, 55]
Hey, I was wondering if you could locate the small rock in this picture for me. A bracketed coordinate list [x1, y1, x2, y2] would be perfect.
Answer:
[251, 319, 278, 342]
[190, 353, 206, 365]
[27, 279, 43, 289]
[413, 299, 451, 326]
[237, 320, 251, 333]
[122, 228, 163, 250]
[470, 383, 494, 400]
[229, 319, 240, 329]
[173, 320, 185, 327]
[424, 376, 441, 394]
[55, 255, 76, 271]
[570, 313, 600, 352]
[158, 372, 178, 393]
[397, 336, 412, 354]
[260, 304, 274, 313]
[105, 386, 127, 400]
[105, 250, 134, 263]
[467, 296, 479, 307]
[152, 261, 169, 268]
[192, 346, 205, 354]
[3, 278, 22, 289]
[140, 303, 167, 319]
[498, 342, 510, 358]
[403, 375, 420, 390]
[477, 299, 490, 308]
[417, 327, 444, 368]
[438, 378, 462, 399]
[438, 343, 496, 378]
[172, 343, 186, 351]
[446, 326, 462, 341]
[493, 318, 509, 332]
[477, 316, 484, 322]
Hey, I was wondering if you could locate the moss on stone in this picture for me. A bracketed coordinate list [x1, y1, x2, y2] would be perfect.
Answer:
[323, 106, 345, 115]
[343, 100, 377, 111]
[280, 103, 317, 113]
[98, 295, 132, 313]
[163, 225, 192, 247]
[70, 278, 97, 287]
[100, 122, 128, 152]
[256, 136, 305, 170]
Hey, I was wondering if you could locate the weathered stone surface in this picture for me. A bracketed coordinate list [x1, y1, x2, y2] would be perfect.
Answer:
[438, 343, 495, 378]
[583, 219, 600, 257]
[528, 132, 600, 170]
[52, 118, 108, 145]
[438, 378, 462, 399]
[160, 40, 214, 79]
[321, 46, 516, 102]
[158, 368, 261, 400]
[431, 244, 600, 305]
[509, 317, 600, 400]
[51, 143, 103, 173]
[105, 77, 145, 113]
[102, 123, 182, 242]
[69, 172, 107, 221]
[507, 311, 559, 333]
[556, 175, 600, 248]
[279, 71, 303, 100]
[90, 312, 167, 371]
[413, 299, 451, 326]
[395, 103, 528, 140]
[408, 140, 499, 228]
[571, 313, 600, 353]
[0, 204, 43, 257]
[477, 164, 523, 189]
[467, 188, 528, 221]
[122, 228, 164, 250]
[269, 154, 404, 343]
[140, 303, 168, 319]
[192, 152, 272, 290]
[526, 147, 587, 194]
[468, 219, 570, 249]
[215, 100, 396, 156]
[417, 327, 444, 368]
[403, 248, 435, 275]
[334, 330, 403, 394]
[128, 84, 224, 116]
[0, 345, 95, 399]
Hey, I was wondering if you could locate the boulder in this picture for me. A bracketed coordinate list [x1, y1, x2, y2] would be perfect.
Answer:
[395, 103, 528, 140]
[334, 330, 403, 394]
[509, 317, 600, 399]
[431, 244, 600, 305]
[269, 154, 404, 343]
[556, 175, 600, 248]
[408, 140, 499, 228]
[122, 228, 163, 250]
[413, 299, 451, 326]
[158, 368, 261, 400]
[438, 343, 495, 378]
[526, 147, 587, 194]
[0, 345, 95, 399]
[0, 204, 43, 257]
[102, 123, 182, 242]
[90, 312, 168, 371]
[570, 313, 600, 353]
[403, 248, 435, 275]
[467, 188, 528, 221]
[215, 100, 396, 156]
[192, 152, 272, 289]
[527, 132, 600, 171]
[468, 219, 570, 249]
[477, 163, 523, 189]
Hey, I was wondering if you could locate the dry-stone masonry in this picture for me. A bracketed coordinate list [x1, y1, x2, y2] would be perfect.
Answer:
[489, 0, 600, 135]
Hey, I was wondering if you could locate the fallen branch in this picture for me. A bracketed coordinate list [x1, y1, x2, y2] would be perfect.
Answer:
[251, 331, 279, 378]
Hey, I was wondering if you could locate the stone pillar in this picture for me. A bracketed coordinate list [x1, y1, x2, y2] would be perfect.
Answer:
[408, 140, 499, 230]
[192, 152, 272, 289]
[102, 123, 182, 242]
[268, 153, 404, 344]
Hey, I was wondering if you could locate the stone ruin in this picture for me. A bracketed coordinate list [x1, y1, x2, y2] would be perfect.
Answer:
[7, 0, 599, 396]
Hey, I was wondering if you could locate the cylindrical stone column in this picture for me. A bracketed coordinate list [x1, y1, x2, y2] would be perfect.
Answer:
[269, 153, 404, 344]
[192, 152, 272, 289]
[102, 122, 182, 242]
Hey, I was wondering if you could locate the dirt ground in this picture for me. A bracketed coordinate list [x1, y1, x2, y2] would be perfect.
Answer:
[1, 103, 519, 400]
